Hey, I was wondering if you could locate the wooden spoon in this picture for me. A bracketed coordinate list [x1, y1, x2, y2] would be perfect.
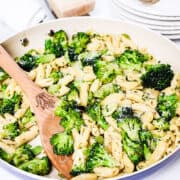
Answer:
[0, 45, 73, 179]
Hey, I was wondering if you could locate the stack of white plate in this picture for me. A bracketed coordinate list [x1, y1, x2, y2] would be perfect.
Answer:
[111, 0, 180, 40]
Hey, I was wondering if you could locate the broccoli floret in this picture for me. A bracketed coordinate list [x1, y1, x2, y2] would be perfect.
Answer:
[118, 117, 142, 142]
[60, 109, 84, 133]
[1, 122, 20, 140]
[157, 93, 177, 121]
[50, 132, 74, 155]
[116, 49, 148, 70]
[17, 52, 37, 72]
[141, 64, 174, 91]
[152, 118, 170, 131]
[0, 68, 8, 81]
[66, 81, 80, 103]
[94, 83, 120, 99]
[121, 131, 144, 164]
[79, 51, 101, 66]
[71, 164, 87, 176]
[12, 144, 35, 166]
[68, 32, 90, 61]
[93, 60, 119, 83]
[48, 84, 61, 95]
[0, 148, 12, 162]
[55, 99, 84, 133]
[18, 109, 35, 129]
[36, 54, 55, 64]
[87, 102, 109, 130]
[0, 93, 22, 115]
[45, 30, 68, 57]
[31, 146, 42, 156]
[86, 143, 117, 172]
[49, 71, 63, 83]
[19, 156, 51, 175]
[112, 106, 133, 121]
[139, 130, 157, 160]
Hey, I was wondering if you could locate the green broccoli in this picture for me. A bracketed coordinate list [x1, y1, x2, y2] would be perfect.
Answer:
[12, 144, 35, 166]
[1, 122, 20, 140]
[19, 156, 51, 175]
[152, 118, 170, 131]
[45, 30, 68, 57]
[141, 64, 174, 91]
[112, 106, 133, 121]
[157, 93, 178, 121]
[48, 84, 61, 95]
[0, 68, 8, 81]
[68, 32, 90, 61]
[55, 99, 84, 133]
[0, 93, 22, 115]
[116, 49, 148, 70]
[71, 164, 87, 176]
[86, 143, 117, 172]
[121, 130, 144, 164]
[17, 52, 38, 72]
[118, 117, 142, 142]
[50, 132, 74, 155]
[87, 102, 109, 130]
[139, 130, 157, 160]
[0, 148, 12, 162]
[36, 54, 55, 64]
[18, 109, 35, 129]
[93, 60, 119, 84]
[94, 83, 120, 99]
[49, 71, 63, 83]
[79, 51, 101, 66]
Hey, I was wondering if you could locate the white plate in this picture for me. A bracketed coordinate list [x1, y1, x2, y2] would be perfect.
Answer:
[116, 0, 180, 17]
[112, 0, 180, 27]
[113, 0, 180, 21]
[0, 17, 180, 180]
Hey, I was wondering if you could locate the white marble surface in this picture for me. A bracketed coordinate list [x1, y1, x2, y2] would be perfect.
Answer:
[0, 0, 180, 180]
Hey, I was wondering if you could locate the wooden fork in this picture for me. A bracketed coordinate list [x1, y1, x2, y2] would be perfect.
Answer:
[0, 45, 73, 179]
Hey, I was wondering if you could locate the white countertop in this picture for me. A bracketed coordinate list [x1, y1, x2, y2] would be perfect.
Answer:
[0, 0, 179, 179]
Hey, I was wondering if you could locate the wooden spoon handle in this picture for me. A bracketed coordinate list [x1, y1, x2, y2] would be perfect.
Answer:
[0, 45, 42, 100]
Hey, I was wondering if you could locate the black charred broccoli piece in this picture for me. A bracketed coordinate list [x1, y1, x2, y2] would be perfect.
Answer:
[68, 32, 90, 61]
[50, 132, 74, 155]
[19, 156, 51, 175]
[141, 64, 174, 91]
[87, 102, 109, 130]
[116, 49, 148, 70]
[86, 143, 117, 172]
[45, 30, 68, 57]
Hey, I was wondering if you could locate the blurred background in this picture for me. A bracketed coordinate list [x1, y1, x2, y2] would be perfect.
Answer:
[0, 0, 179, 179]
